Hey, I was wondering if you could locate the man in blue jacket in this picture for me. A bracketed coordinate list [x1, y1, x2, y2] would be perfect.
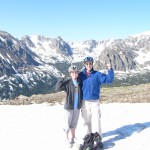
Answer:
[79, 56, 114, 147]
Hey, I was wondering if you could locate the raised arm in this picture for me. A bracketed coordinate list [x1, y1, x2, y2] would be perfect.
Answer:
[55, 77, 67, 92]
[99, 63, 114, 84]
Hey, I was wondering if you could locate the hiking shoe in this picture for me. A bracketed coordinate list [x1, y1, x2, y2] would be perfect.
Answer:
[71, 138, 78, 144]
[70, 138, 75, 144]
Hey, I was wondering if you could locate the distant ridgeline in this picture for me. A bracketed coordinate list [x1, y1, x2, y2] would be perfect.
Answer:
[0, 30, 150, 100]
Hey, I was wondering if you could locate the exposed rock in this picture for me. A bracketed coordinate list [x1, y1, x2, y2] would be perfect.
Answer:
[0, 84, 150, 105]
[1, 30, 150, 101]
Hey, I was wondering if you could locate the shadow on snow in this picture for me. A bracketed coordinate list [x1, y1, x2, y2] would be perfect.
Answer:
[102, 122, 150, 149]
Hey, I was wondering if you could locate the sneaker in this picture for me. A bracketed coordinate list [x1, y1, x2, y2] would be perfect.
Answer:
[71, 138, 78, 144]
[70, 138, 75, 144]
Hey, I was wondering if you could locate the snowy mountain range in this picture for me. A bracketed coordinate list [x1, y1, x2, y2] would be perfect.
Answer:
[0, 30, 150, 100]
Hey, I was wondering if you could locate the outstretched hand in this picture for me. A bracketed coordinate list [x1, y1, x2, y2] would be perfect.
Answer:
[107, 63, 112, 70]
[61, 74, 66, 78]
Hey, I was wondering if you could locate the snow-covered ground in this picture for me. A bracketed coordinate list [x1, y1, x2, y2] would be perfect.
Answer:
[0, 103, 150, 150]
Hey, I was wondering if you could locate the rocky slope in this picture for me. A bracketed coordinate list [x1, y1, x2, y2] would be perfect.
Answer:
[1, 83, 150, 105]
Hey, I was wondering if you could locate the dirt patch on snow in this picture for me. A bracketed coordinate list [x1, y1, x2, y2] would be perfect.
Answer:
[0, 83, 150, 105]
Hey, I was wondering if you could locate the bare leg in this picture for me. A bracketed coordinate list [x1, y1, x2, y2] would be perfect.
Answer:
[65, 130, 73, 148]
[66, 130, 70, 140]
[70, 128, 75, 139]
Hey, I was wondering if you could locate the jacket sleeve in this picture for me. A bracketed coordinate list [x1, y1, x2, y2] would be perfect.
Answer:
[99, 69, 114, 84]
[55, 77, 67, 92]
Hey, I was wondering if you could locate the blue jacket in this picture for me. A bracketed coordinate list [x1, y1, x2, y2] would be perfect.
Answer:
[79, 68, 114, 100]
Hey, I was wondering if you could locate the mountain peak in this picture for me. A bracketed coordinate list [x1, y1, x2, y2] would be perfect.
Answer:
[0, 30, 10, 36]
[56, 36, 62, 42]
[130, 30, 150, 38]
[0, 30, 15, 39]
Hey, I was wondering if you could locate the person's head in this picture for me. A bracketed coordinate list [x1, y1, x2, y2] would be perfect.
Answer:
[83, 56, 94, 72]
[68, 65, 79, 80]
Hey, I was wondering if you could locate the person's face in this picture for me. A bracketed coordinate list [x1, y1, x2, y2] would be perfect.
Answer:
[84, 61, 93, 71]
[70, 71, 79, 80]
